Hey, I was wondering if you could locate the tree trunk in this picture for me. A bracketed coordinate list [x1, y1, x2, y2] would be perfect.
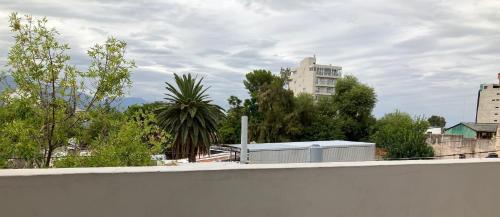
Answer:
[44, 146, 53, 167]
[188, 150, 197, 163]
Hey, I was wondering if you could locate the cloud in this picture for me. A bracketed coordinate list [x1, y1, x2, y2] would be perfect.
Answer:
[1, 0, 500, 126]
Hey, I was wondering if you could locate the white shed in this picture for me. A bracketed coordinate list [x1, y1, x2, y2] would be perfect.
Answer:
[230, 140, 375, 164]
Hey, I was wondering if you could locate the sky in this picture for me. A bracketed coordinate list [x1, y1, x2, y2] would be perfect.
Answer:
[1, 0, 500, 126]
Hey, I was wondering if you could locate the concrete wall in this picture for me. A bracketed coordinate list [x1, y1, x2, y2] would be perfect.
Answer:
[427, 134, 499, 158]
[1, 160, 500, 217]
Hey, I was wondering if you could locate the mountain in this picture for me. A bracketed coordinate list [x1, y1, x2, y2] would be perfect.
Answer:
[0, 75, 148, 111]
[112, 97, 148, 111]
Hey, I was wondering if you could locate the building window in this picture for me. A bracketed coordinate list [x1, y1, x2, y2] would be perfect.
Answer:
[495, 113, 498, 115]
[495, 120, 498, 122]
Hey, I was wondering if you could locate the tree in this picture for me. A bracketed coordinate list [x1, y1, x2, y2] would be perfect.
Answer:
[279, 67, 292, 88]
[2, 13, 135, 167]
[256, 78, 296, 142]
[124, 102, 172, 156]
[300, 95, 345, 141]
[242, 69, 279, 142]
[371, 111, 434, 159]
[333, 76, 377, 141]
[54, 118, 153, 167]
[219, 96, 244, 144]
[0, 98, 40, 168]
[427, 115, 446, 128]
[157, 74, 224, 162]
[54, 102, 171, 168]
[227, 95, 242, 108]
[243, 69, 276, 98]
[288, 93, 316, 141]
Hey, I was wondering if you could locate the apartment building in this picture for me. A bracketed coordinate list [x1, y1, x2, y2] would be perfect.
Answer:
[288, 56, 342, 98]
[476, 73, 500, 123]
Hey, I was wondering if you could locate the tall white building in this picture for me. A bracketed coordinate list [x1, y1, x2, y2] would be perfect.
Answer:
[476, 73, 500, 123]
[288, 56, 342, 98]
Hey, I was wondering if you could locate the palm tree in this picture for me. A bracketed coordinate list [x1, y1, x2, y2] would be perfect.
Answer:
[157, 73, 224, 162]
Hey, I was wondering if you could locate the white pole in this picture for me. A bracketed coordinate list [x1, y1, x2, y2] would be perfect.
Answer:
[240, 116, 248, 164]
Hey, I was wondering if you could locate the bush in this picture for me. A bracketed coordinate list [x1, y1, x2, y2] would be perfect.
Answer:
[54, 120, 154, 167]
[371, 111, 434, 159]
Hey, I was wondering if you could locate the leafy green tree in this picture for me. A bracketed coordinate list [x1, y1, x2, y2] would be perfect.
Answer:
[157, 74, 224, 162]
[244, 69, 276, 98]
[227, 95, 242, 108]
[219, 96, 244, 144]
[287, 93, 315, 141]
[427, 115, 446, 128]
[125, 102, 172, 155]
[256, 78, 296, 142]
[2, 13, 135, 167]
[371, 111, 434, 159]
[0, 95, 41, 168]
[300, 95, 345, 141]
[333, 75, 376, 141]
[280, 67, 292, 88]
[242, 69, 278, 142]
[55, 103, 170, 168]
[54, 118, 153, 167]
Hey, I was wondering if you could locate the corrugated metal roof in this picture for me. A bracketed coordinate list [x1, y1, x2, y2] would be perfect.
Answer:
[229, 140, 375, 151]
[462, 122, 498, 133]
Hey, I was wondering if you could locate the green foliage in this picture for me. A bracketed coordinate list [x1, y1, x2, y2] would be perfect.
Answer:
[241, 69, 278, 141]
[256, 78, 296, 142]
[371, 111, 434, 159]
[279, 67, 292, 87]
[2, 13, 135, 167]
[0, 97, 42, 168]
[300, 95, 345, 141]
[218, 68, 353, 144]
[287, 93, 316, 140]
[333, 76, 377, 141]
[125, 102, 172, 154]
[157, 74, 224, 162]
[427, 115, 446, 128]
[54, 119, 153, 167]
[54, 104, 171, 168]
[219, 96, 244, 144]
[243, 69, 275, 98]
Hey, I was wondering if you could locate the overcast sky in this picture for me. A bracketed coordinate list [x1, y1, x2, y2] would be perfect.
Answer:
[1, 0, 500, 126]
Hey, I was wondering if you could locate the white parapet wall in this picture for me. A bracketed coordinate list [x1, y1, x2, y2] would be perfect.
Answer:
[1, 159, 500, 217]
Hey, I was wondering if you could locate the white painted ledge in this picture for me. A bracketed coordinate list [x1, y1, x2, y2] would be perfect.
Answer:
[1, 158, 500, 177]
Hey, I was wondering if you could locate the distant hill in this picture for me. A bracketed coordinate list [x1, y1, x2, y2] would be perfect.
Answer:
[112, 97, 148, 111]
[0, 75, 148, 111]
[0, 76, 15, 92]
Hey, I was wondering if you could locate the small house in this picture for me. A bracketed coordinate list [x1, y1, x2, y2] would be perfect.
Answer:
[444, 122, 498, 139]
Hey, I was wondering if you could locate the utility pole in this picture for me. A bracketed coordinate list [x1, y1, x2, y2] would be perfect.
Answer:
[240, 116, 248, 164]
